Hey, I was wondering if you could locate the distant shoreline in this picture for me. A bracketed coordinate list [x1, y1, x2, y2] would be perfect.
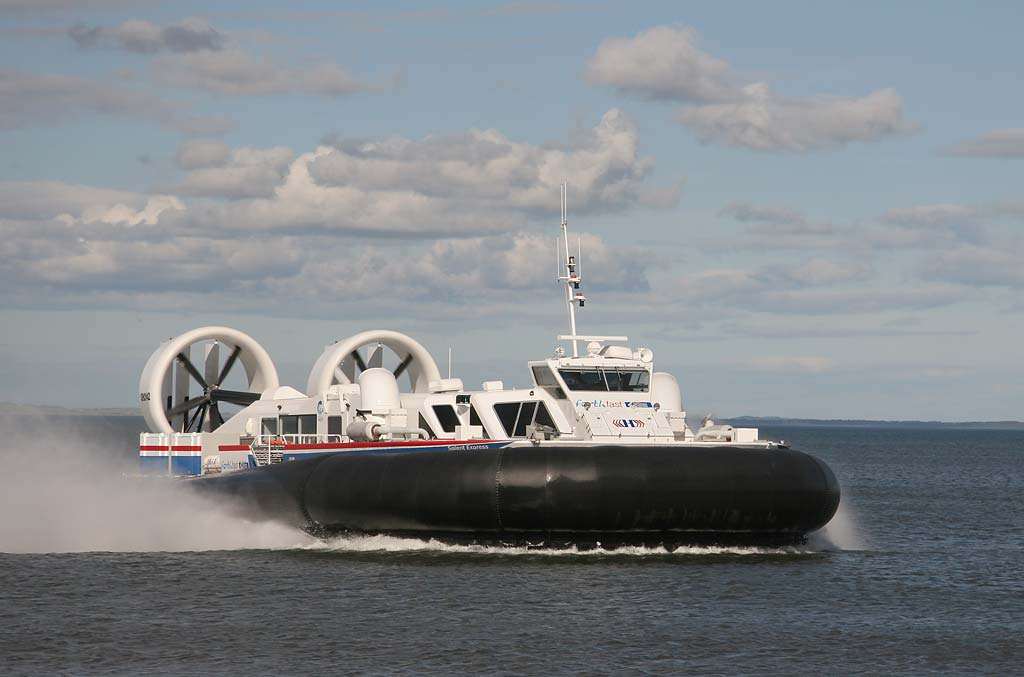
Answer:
[723, 416, 1024, 431]
[0, 402, 140, 417]
[2, 402, 1021, 430]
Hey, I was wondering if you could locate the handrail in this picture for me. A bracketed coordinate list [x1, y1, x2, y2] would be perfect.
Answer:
[250, 433, 344, 446]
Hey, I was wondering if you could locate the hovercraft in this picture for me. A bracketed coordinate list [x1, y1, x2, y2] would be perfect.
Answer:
[136, 185, 839, 547]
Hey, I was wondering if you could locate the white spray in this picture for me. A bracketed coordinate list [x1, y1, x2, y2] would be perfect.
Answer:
[809, 497, 867, 551]
[0, 417, 316, 554]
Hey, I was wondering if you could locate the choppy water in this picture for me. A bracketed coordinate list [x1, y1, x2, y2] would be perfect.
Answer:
[1, 416, 1022, 675]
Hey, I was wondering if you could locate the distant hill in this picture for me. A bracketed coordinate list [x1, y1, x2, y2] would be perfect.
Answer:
[0, 402, 139, 417]
[723, 416, 1024, 431]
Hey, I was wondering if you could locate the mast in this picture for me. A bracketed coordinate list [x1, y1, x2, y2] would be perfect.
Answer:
[557, 182, 585, 357]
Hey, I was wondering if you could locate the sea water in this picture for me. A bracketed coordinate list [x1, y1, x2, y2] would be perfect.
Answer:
[1, 415, 1021, 674]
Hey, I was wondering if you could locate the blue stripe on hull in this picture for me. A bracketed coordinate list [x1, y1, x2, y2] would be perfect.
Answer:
[171, 456, 202, 476]
[139, 456, 169, 474]
[139, 455, 202, 475]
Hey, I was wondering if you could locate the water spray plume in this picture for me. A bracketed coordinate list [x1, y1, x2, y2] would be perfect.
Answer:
[810, 497, 866, 551]
[0, 416, 316, 554]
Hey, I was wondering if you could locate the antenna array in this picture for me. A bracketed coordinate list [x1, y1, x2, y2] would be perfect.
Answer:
[556, 182, 587, 357]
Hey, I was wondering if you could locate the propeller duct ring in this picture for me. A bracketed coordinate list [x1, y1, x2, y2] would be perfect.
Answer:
[306, 329, 442, 396]
[139, 326, 279, 435]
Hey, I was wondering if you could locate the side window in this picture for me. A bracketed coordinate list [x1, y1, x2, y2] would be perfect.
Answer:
[298, 415, 317, 435]
[432, 405, 459, 433]
[535, 402, 555, 429]
[494, 402, 520, 438]
[280, 415, 299, 435]
[261, 418, 278, 435]
[418, 413, 436, 439]
[514, 402, 537, 437]
[469, 405, 482, 427]
[493, 402, 551, 438]
[327, 416, 343, 436]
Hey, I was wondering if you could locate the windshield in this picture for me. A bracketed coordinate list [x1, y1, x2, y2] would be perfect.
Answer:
[558, 368, 649, 392]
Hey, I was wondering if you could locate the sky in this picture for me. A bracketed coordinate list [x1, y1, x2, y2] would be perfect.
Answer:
[1, 0, 1022, 420]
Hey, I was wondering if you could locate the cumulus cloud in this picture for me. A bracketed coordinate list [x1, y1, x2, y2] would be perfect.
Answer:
[0, 68, 230, 134]
[69, 17, 225, 53]
[0, 110, 670, 315]
[64, 16, 367, 99]
[678, 85, 916, 152]
[309, 108, 663, 213]
[0, 213, 651, 317]
[0, 181, 183, 227]
[585, 25, 736, 103]
[58, 195, 184, 226]
[172, 146, 294, 198]
[178, 108, 673, 235]
[0, 181, 139, 220]
[153, 47, 365, 97]
[266, 231, 652, 310]
[586, 25, 918, 152]
[947, 128, 1024, 158]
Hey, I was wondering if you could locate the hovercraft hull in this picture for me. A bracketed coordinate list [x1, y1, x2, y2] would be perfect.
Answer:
[193, 445, 840, 547]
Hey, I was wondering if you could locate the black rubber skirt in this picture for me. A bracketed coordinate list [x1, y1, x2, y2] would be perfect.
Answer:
[193, 445, 840, 547]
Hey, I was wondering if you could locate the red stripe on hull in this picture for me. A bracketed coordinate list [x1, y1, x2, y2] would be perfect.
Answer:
[216, 439, 505, 452]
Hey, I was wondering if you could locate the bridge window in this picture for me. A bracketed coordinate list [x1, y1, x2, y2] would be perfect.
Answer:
[604, 369, 650, 392]
[261, 418, 278, 435]
[532, 366, 559, 386]
[432, 405, 460, 433]
[532, 365, 567, 399]
[558, 368, 649, 392]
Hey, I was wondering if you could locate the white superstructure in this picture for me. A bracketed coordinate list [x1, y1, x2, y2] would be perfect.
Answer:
[138, 185, 768, 476]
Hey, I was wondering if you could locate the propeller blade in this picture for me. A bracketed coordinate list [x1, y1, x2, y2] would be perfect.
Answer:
[209, 402, 224, 429]
[367, 344, 383, 369]
[204, 341, 220, 391]
[217, 344, 242, 386]
[167, 394, 209, 418]
[393, 353, 414, 379]
[210, 389, 261, 406]
[185, 400, 206, 432]
[341, 358, 356, 382]
[351, 350, 367, 372]
[195, 403, 207, 433]
[176, 352, 208, 390]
